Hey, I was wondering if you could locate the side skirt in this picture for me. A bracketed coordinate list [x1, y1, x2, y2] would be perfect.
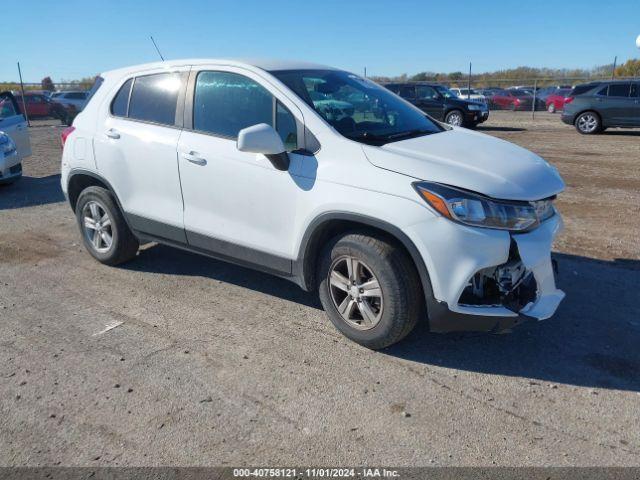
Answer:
[126, 213, 305, 288]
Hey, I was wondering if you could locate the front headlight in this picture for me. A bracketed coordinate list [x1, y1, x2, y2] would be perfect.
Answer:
[0, 133, 16, 155]
[467, 104, 482, 111]
[414, 181, 555, 231]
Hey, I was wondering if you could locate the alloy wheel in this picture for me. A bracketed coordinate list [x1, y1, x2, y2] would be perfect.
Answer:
[446, 112, 463, 126]
[82, 201, 113, 253]
[328, 256, 383, 330]
[577, 113, 598, 133]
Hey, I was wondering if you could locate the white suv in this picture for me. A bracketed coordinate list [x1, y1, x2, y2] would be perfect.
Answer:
[61, 59, 565, 349]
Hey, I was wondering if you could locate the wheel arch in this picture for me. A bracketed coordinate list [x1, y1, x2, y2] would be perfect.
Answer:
[294, 212, 438, 319]
[573, 109, 602, 124]
[66, 169, 136, 228]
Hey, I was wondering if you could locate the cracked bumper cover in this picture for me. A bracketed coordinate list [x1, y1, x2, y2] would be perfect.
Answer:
[406, 213, 565, 332]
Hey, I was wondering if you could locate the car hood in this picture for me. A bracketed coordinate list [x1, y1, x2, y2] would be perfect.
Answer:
[362, 128, 564, 201]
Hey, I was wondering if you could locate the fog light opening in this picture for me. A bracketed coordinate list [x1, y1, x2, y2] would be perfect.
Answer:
[458, 243, 537, 312]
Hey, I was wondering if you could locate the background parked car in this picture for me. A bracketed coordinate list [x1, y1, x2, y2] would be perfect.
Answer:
[449, 87, 487, 104]
[561, 80, 640, 134]
[50, 90, 88, 111]
[13, 92, 70, 122]
[385, 82, 489, 128]
[545, 88, 573, 113]
[0, 91, 32, 183]
[487, 89, 545, 110]
[536, 85, 574, 103]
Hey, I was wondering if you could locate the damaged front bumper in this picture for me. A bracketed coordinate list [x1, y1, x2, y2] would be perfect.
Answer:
[406, 213, 565, 333]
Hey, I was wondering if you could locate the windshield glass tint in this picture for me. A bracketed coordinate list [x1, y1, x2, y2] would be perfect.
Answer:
[271, 70, 442, 145]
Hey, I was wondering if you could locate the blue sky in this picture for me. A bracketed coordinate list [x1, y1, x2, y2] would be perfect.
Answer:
[2, 0, 639, 82]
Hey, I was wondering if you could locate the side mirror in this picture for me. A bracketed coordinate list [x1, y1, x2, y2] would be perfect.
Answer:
[237, 123, 289, 171]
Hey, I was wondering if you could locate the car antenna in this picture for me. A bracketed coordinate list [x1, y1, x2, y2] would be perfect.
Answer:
[150, 36, 165, 61]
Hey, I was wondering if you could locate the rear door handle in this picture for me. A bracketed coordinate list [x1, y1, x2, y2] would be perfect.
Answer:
[105, 129, 120, 139]
[181, 151, 207, 166]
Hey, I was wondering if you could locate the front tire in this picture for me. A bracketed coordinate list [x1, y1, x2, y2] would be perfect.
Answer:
[444, 109, 464, 127]
[575, 111, 601, 134]
[317, 232, 422, 349]
[75, 186, 139, 265]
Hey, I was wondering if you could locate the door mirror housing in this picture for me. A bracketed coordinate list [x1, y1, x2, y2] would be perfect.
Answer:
[237, 123, 289, 171]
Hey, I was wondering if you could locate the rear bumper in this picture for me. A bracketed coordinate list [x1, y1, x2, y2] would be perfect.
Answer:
[561, 113, 574, 125]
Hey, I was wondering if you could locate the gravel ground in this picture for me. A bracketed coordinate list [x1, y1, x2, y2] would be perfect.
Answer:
[0, 112, 639, 467]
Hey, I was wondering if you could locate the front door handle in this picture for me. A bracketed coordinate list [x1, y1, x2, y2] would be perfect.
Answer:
[105, 129, 120, 139]
[181, 151, 207, 166]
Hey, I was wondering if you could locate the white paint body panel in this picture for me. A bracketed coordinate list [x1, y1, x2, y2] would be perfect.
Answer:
[61, 58, 566, 324]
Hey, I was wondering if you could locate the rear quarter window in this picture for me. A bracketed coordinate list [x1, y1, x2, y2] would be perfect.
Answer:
[111, 78, 133, 117]
[571, 84, 598, 96]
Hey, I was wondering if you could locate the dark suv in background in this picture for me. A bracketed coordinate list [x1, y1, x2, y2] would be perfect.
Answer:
[384, 83, 489, 128]
[562, 80, 640, 134]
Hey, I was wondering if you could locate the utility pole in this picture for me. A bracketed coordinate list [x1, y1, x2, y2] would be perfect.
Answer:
[467, 62, 472, 100]
[532, 79, 537, 120]
[611, 56, 617, 80]
[16, 62, 30, 127]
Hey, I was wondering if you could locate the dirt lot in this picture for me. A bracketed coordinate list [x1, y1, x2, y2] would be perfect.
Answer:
[0, 112, 639, 467]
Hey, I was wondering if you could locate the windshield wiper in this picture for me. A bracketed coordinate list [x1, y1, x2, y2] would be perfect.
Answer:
[385, 129, 435, 140]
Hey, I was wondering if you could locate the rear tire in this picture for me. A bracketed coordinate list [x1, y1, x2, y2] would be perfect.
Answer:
[575, 111, 601, 134]
[75, 186, 139, 265]
[317, 232, 422, 349]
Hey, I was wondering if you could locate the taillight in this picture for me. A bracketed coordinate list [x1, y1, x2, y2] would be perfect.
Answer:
[61, 126, 75, 148]
[564, 96, 574, 104]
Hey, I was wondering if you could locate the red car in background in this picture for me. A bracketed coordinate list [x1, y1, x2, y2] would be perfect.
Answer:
[13, 92, 74, 124]
[487, 89, 545, 111]
[545, 88, 573, 113]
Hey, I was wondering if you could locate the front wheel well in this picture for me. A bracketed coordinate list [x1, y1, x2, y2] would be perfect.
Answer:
[298, 217, 435, 312]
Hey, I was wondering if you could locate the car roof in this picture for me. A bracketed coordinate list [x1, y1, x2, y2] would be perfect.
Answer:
[100, 58, 338, 79]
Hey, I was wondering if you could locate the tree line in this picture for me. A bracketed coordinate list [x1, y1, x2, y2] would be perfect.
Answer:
[370, 59, 640, 86]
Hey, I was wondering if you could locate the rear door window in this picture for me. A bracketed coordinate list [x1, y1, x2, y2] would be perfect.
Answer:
[128, 72, 183, 126]
[398, 86, 416, 99]
[607, 83, 631, 97]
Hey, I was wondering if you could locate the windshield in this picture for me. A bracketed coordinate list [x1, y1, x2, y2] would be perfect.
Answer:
[271, 69, 443, 145]
[510, 90, 529, 97]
